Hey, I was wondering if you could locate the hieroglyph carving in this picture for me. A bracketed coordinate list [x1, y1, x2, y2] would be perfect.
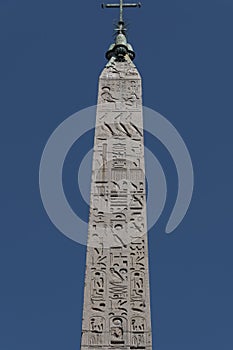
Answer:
[81, 56, 152, 349]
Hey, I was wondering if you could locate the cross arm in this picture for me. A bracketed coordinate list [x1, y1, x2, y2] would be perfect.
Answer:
[102, 3, 141, 9]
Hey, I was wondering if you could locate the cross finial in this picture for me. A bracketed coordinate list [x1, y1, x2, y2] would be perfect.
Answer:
[102, 1, 141, 28]
[102, 1, 141, 61]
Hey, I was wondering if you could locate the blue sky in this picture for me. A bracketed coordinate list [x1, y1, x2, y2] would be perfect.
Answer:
[1, 0, 233, 349]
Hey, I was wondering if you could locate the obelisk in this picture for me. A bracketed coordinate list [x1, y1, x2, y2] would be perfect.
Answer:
[81, 2, 152, 349]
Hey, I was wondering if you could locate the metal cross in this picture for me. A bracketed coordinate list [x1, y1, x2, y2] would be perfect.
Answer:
[102, 1, 141, 23]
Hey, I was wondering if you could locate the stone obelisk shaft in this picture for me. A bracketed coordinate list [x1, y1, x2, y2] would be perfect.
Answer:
[81, 55, 152, 349]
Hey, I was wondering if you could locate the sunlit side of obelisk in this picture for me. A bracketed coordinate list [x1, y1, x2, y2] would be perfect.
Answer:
[81, 2, 152, 349]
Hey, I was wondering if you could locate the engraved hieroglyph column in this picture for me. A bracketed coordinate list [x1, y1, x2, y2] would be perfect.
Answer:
[81, 32, 152, 350]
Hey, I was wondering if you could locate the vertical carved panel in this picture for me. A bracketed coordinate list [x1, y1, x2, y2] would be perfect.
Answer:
[110, 316, 128, 345]
[131, 317, 146, 348]
[89, 316, 105, 346]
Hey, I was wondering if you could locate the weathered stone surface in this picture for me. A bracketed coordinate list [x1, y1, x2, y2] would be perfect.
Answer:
[81, 55, 152, 350]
